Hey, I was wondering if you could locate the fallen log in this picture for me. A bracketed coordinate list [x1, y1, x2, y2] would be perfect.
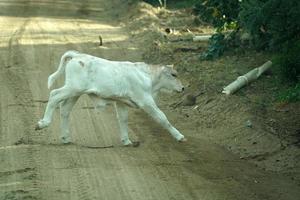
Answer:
[222, 61, 272, 95]
[192, 35, 212, 42]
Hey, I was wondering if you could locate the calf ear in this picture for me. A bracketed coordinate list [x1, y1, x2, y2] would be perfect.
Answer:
[161, 65, 173, 74]
[163, 65, 174, 71]
[162, 66, 171, 73]
[161, 66, 167, 71]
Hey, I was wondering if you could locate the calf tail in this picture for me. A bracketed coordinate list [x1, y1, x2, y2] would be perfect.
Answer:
[47, 50, 79, 89]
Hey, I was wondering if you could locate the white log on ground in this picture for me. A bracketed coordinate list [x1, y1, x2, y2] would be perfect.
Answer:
[192, 35, 212, 42]
[222, 61, 272, 95]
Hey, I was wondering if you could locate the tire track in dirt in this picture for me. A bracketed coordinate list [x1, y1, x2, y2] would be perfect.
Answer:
[72, 169, 94, 200]
[5, 17, 33, 139]
[0, 2, 47, 200]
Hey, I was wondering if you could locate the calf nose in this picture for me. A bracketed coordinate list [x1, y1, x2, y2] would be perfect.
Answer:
[181, 87, 185, 92]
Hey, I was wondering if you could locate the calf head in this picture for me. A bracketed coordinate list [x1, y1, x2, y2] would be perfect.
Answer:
[157, 65, 184, 93]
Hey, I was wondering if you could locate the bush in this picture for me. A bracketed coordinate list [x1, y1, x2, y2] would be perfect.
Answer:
[200, 33, 226, 60]
[274, 40, 300, 83]
[239, 0, 300, 82]
[239, 0, 300, 51]
[278, 83, 300, 103]
[193, 0, 240, 31]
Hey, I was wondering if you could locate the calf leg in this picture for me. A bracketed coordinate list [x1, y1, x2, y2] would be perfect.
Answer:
[141, 100, 185, 142]
[59, 96, 79, 143]
[36, 86, 75, 130]
[115, 102, 132, 146]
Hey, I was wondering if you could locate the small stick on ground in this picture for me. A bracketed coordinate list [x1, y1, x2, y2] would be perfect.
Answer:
[33, 99, 48, 103]
[81, 145, 114, 149]
[99, 35, 103, 46]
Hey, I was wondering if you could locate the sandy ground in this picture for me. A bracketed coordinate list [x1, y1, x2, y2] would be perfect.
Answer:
[0, 0, 299, 200]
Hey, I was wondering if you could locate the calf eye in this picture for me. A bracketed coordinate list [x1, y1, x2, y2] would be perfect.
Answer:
[171, 73, 177, 77]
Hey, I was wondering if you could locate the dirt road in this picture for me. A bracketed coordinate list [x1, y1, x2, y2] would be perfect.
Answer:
[0, 0, 299, 200]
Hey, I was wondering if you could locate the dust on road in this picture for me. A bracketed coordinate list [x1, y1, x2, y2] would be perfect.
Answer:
[0, 0, 299, 200]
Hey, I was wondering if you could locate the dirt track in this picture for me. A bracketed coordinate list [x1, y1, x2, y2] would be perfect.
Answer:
[0, 0, 299, 200]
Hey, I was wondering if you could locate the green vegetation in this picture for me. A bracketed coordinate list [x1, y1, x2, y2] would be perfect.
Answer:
[278, 83, 300, 103]
[274, 40, 300, 83]
[193, 0, 240, 31]
[200, 33, 226, 60]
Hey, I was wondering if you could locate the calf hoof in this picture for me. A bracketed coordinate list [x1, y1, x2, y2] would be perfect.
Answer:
[178, 137, 187, 142]
[61, 136, 71, 144]
[122, 139, 133, 146]
[177, 135, 187, 143]
[35, 120, 50, 130]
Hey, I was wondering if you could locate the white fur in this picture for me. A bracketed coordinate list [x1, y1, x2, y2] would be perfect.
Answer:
[36, 51, 185, 145]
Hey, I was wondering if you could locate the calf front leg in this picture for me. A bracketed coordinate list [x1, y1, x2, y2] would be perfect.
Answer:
[59, 96, 79, 144]
[141, 100, 185, 142]
[115, 102, 132, 146]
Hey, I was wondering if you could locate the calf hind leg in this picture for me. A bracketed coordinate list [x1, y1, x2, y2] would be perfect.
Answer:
[115, 102, 132, 146]
[36, 86, 76, 130]
[59, 96, 79, 144]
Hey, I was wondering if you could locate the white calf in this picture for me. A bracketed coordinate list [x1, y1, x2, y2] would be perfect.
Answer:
[36, 51, 186, 145]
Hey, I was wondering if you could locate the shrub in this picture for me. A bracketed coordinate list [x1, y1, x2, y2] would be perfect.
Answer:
[274, 39, 300, 83]
[239, 0, 300, 51]
[239, 0, 300, 82]
[278, 83, 300, 103]
[193, 0, 240, 31]
[200, 33, 226, 60]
